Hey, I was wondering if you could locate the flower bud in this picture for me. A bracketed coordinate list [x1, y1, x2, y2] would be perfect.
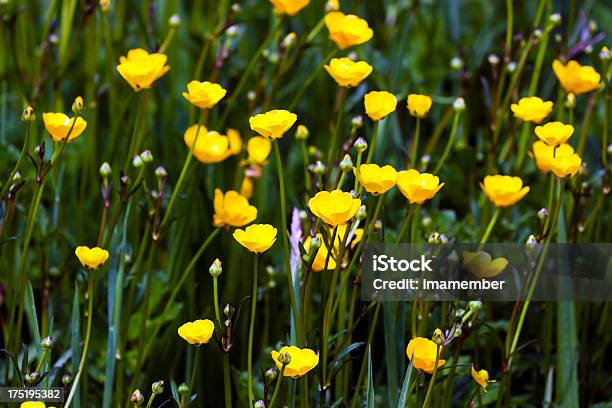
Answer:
[72, 96, 84, 114]
[432, 328, 445, 345]
[255, 401, 265, 408]
[265, 367, 278, 382]
[450, 56, 463, 71]
[209, 258, 222, 278]
[564, 93, 576, 109]
[488, 54, 500, 66]
[99, 0, 111, 12]
[226, 25, 239, 39]
[299, 210, 308, 221]
[155, 166, 167, 178]
[351, 115, 363, 131]
[22, 106, 36, 122]
[421, 215, 432, 228]
[309, 161, 326, 176]
[506, 62, 517, 73]
[537, 208, 548, 221]
[169, 14, 181, 27]
[131, 389, 145, 405]
[533, 29, 542, 39]
[440, 234, 448, 244]
[354, 137, 368, 153]
[278, 351, 292, 365]
[428, 232, 441, 244]
[357, 205, 367, 221]
[282, 32, 297, 49]
[549, 13, 561, 26]
[339, 154, 354, 172]
[231, 3, 241, 14]
[140, 149, 153, 163]
[468, 300, 482, 312]
[453, 97, 465, 112]
[13, 171, 21, 182]
[62, 373, 73, 385]
[600, 46, 611, 61]
[99, 162, 112, 177]
[177, 383, 189, 395]
[295, 124, 309, 141]
[41, 336, 54, 351]
[453, 325, 463, 338]
[247, 90, 257, 101]
[152, 380, 164, 395]
[132, 155, 144, 168]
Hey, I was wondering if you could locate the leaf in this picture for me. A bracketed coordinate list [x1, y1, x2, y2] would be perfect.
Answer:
[0, 348, 23, 385]
[366, 345, 375, 408]
[70, 284, 81, 408]
[397, 357, 414, 408]
[24, 280, 41, 354]
[171, 379, 180, 404]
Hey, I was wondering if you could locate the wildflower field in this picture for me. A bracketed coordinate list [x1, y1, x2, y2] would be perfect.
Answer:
[1, 0, 611, 407]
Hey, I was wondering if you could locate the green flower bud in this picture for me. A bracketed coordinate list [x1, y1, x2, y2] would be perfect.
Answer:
[152, 380, 164, 395]
[209, 258, 222, 278]
[432, 328, 445, 345]
[177, 383, 189, 395]
[169, 14, 181, 27]
[339, 154, 354, 172]
[131, 389, 145, 405]
[295, 124, 309, 141]
[99, 162, 112, 177]
[22, 106, 36, 122]
[278, 351, 292, 365]
[72, 96, 84, 114]
[41, 336, 54, 351]
[453, 97, 465, 112]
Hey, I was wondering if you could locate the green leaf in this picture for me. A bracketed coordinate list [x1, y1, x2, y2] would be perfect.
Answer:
[397, 357, 414, 408]
[366, 345, 375, 408]
[70, 284, 81, 408]
[24, 280, 41, 354]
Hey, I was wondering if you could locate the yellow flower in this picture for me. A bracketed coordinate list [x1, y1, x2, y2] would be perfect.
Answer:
[233, 224, 277, 253]
[550, 148, 582, 178]
[213, 188, 257, 227]
[271, 346, 319, 378]
[183, 125, 232, 164]
[534, 121, 574, 146]
[462, 251, 508, 279]
[324, 11, 373, 49]
[304, 233, 336, 272]
[227, 128, 243, 155]
[532, 142, 574, 173]
[177, 319, 214, 345]
[75, 246, 110, 270]
[117, 48, 170, 91]
[406, 337, 445, 374]
[324, 58, 373, 87]
[21, 403, 46, 408]
[308, 190, 361, 227]
[396, 170, 444, 204]
[364, 91, 397, 121]
[42, 113, 87, 142]
[510, 97, 553, 123]
[471, 365, 495, 390]
[480, 175, 529, 207]
[249, 109, 298, 139]
[552, 59, 601, 95]
[241, 176, 254, 199]
[247, 136, 272, 165]
[406, 94, 433, 118]
[182, 80, 227, 109]
[358, 164, 397, 194]
[269, 0, 310, 15]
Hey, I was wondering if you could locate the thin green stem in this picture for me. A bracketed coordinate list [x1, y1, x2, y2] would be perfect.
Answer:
[433, 112, 460, 174]
[289, 49, 339, 110]
[248, 254, 259, 407]
[364, 122, 379, 165]
[189, 346, 201, 397]
[411, 118, 421, 167]
[1, 121, 30, 198]
[327, 88, 347, 166]
[213, 277, 222, 330]
[222, 353, 232, 408]
[421, 344, 441, 408]
[268, 364, 286, 408]
[480, 207, 500, 244]
[396, 207, 413, 243]
[354, 150, 363, 192]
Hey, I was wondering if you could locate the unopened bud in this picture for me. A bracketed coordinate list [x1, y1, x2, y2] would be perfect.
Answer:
[131, 389, 145, 405]
[295, 124, 309, 140]
[247, 90, 256, 101]
[453, 97, 465, 112]
[432, 328, 445, 345]
[282, 32, 297, 48]
[533, 29, 542, 39]
[152, 380, 164, 395]
[564, 93, 576, 109]
[506, 62, 517, 73]
[357, 205, 367, 221]
[178, 383, 189, 395]
[254, 401, 265, 408]
[600, 46, 611, 61]
[169, 14, 181, 27]
[428, 232, 441, 244]
[62, 373, 73, 385]
[13, 171, 22, 182]
[278, 351, 292, 365]
[537, 208, 548, 220]
[209, 258, 222, 278]
[155, 166, 167, 178]
[99, 0, 111, 12]
[440, 234, 448, 244]
[140, 149, 153, 163]
[309, 161, 326, 176]
[549, 13, 561, 26]
[468, 300, 482, 312]
[231, 3, 241, 14]
[72, 96, 84, 114]
[309, 236, 322, 254]
[22, 106, 36, 122]
[325, 0, 339, 12]
[450, 56, 463, 71]
[226, 25, 239, 38]
[488, 54, 500, 66]
[340, 154, 353, 172]
[354, 137, 367, 153]
[132, 155, 144, 168]
[299, 210, 308, 221]
[454, 326, 463, 338]
[351, 115, 363, 131]
[422, 215, 432, 228]
[41, 336, 54, 350]
[99, 162, 112, 177]
[265, 367, 278, 382]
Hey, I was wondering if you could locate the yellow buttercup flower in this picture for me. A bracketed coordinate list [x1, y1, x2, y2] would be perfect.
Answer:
[308, 190, 361, 227]
[249, 109, 298, 139]
[42, 113, 87, 142]
[532, 142, 574, 173]
[183, 125, 235, 164]
[270, 0, 310, 15]
[182, 80, 227, 109]
[480, 175, 529, 207]
[324, 58, 373, 87]
[550, 148, 582, 178]
[471, 365, 495, 390]
[271, 346, 319, 378]
[75, 246, 110, 270]
[358, 164, 397, 194]
[325, 11, 373, 49]
[396, 170, 444, 204]
[406, 94, 432, 118]
[177, 319, 214, 345]
[462, 251, 508, 279]
[20, 403, 46, 408]
[240, 176, 254, 199]
[406, 337, 445, 374]
[534, 121, 574, 146]
[364, 91, 397, 121]
[213, 188, 257, 227]
[117, 48, 170, 91]
[247, 136, 272, 165]
[227, 128, 243, 155]
[552, 59, 601, 95]
[233, 224, 277, 253]
[510, 97, 553, 123]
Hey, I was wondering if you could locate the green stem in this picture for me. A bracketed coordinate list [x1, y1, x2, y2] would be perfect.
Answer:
[364, 122, 379, 165]
[327, 88, 347, 166]
[421, 344, 441, 408]
[222, 353, 232, 408]
[123, 91, 149, 172]
[213, 277, 222, 330]
[433, 112, 460, 174]
[289, 49, 339, 110]
[1, 121, 30, 198]
[248, 254, 259, 407]
[396, 207, 413, 243]
[354, 150, 363, 192]
[268, 364, 286, 408]
[411, 118, 421, 167]
[146, 394, 156, 408]
[64, 271, 97, 408]
[480, 207, 500, 244]
[189, 346, 201, 397]
[410, 204, 421, 243]
[273, 140, 301, 344]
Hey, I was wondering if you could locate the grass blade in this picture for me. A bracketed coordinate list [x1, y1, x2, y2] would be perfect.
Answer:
[397, 357, 414, 408]
[366, 345, 375, 408]
[24, 280, 41, 354]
